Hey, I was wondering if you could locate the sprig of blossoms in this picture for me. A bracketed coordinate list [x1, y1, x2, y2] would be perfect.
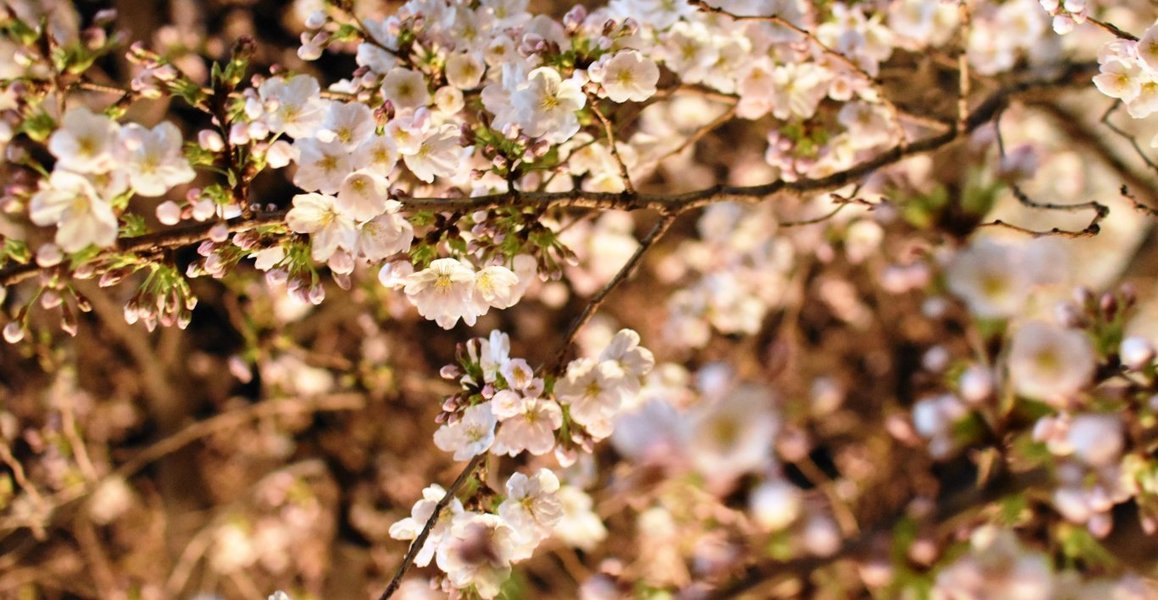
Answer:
[393, 329, 652, 596]
[32, 106, 195, 252]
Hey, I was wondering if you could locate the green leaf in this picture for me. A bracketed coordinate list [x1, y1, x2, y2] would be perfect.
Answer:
[119, 214, 150, 238]
[3, 239, 31, 265]
[1056, 523, 1117, 568]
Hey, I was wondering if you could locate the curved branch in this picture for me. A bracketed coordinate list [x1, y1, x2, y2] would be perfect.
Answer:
[549, 211, 681, 372]
[0, 62, 1096, 290]
[376, 453, 485, 600]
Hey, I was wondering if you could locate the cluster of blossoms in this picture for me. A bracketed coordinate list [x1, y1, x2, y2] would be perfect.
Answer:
[3, 0, 1158, 597]
[30, 107, 194, 252]
[388, 470, 563, 598]
[906, 233, 1158, 542]
[931, 526, 1150, 599]
[1091, 22, 1158, 122]
[384, 329, 651, 596]
[431, 329, 653, 461]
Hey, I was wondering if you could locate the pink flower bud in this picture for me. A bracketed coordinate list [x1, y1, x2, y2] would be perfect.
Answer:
[156, 200, 182, 225]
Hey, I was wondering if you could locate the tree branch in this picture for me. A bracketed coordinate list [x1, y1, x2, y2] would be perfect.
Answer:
[0, 62, 1096, 290]
[376, 453, 485, 600]
[549, 211, 681, 372]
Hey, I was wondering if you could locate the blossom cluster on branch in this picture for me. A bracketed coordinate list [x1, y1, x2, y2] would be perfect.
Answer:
[1, 0, 1157, 598]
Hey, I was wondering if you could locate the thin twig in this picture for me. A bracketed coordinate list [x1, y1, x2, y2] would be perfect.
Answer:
[589, 98, 636, 193]
[977, 216, 1105, 238]
[1087, 17, 1139, 41]
[549, 211, 681, 372]
[1120, 185, 1158, 218]
[1099, 101, 1158, 176]
[991, 107, 1110, 233]
[376, 453, 485, 600]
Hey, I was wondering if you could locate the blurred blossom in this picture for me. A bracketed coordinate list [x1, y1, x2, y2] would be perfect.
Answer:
[1008, 321, 1095, 406]
[932, 526, 1054, 600]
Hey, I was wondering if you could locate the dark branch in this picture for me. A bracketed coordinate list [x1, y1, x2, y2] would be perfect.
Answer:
[376, 453, 485, 600]
[0, 61, 1096, 289]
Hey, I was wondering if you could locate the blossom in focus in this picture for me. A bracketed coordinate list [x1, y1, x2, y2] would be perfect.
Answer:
[433, 402, 497, 460]
[48, 106, 121, 174]
[286, 192, 358, 261]
[403, 258, 479, 329]
[355, 206, 414, 261]
[491, 393, 562, 456]
[259, 75, 326, 138]
[29, 170, 120, 252]
[388, 484, 465, 567]
[510, 67, 586, 143]
[336, 171, 391, 221]
[119, 122, 196, 197]
[554, 358, 628, 440]
[588, 50, 660, 103]
[497, 468, 562, 555]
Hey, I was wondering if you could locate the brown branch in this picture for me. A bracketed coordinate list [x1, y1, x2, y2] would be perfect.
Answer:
[0, 62, 1096, 290]
[991, 107, 1110, 231]
[549, 211, 681, 373]
[1086, 17, 1139, 41]
[376, 453, 485, 600]
[589, 98, 636, 193]
[1099, 101, 1158, 176]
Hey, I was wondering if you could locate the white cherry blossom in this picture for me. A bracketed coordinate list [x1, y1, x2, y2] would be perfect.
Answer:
[29, 170, 120, 252]
[119, 122, 196, 197]
[403, 258, 479, 329]
[510, 67, 586, 144]
[293, 138, 355, 193]
[355, 206, 413, 261]
[1008, 320, 1095, 406]
[497, 468, 562, 555]
[589, 50, 660, 103]
[381, 68, 432, 111]
[317, 101, 375, 150]
[259, 75, 326, 138]
[336, 171, 391, 221]
[435, 513, 519, 599]
[388, 484, 465, 567]
[48, 107, 121, 174]
[491, 395, 562, 456]
[285, 192, 357, 261]
[433, 402, 497, 460]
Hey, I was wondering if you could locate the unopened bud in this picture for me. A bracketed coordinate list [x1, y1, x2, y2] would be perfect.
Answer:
[198, 129, 225, 152]
[3, 321, 23, 344]
[35, 243, 62, 267]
